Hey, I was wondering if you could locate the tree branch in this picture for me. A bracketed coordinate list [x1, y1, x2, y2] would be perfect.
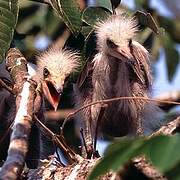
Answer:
[61, 96, 180, 134]
[0, 48, 37, 179]
[156, 91, 180, 111]
[34, 115, 81, 164]
[28, 105, 180, 179]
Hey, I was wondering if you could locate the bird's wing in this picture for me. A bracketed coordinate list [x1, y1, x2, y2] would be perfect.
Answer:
[0, 61, 13, 85]
[131, 41, 152, 89]
[76, 59, 94, 91]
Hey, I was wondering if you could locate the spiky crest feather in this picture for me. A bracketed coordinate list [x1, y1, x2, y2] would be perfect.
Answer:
[35, 48, 80, 82]
[95, 10, 138, 51]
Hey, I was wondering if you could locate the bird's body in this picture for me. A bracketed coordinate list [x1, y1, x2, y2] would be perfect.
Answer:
[74, 11, 162, 155]
[0, 62, 16, 163]
[91, 52, 147, 136]
[0, 48, 79, 167]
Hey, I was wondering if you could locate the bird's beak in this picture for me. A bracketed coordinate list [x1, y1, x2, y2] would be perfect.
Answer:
[108, 46, 145, 85]
[109, 46, 133, 61]
[42, 79, 63, 111]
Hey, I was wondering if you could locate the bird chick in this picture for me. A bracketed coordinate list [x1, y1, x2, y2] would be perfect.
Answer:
[33, 48, 80, 160]
[0, 48, 79, 168]
[74, 11, 160, 156]
[34, 48, 80, 111]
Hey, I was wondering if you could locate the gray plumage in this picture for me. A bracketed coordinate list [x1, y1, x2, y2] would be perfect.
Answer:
[0, 48, 79, 167]
[74, 12, 163, 150]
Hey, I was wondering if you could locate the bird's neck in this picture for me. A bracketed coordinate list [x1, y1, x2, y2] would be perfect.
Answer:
[93, 53, 132, 99]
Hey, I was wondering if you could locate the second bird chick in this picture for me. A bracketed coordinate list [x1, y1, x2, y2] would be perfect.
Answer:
[34, 48, 80, 110]
[29, 48, 80, 162]
[74, 11, 162, 156]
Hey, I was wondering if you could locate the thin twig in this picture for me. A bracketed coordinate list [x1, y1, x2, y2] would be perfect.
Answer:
[80, 128, 88, 156]
[34, 115, 78, 164]
[61, 96, 180, 134]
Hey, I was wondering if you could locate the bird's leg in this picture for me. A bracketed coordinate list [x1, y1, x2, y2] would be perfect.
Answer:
[93, 107, 105, 158]
[83, 117, 94, 159]
[136, 115, 144, 136]
[81, 106, 105, 159]
[80, 128, 90, 158]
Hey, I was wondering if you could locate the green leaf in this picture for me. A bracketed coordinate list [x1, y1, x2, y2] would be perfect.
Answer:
[88, 138, 144, 180]
[143, 135, 180, 172]
[81, 26, 93, 38]
[134, 11, 159, 34]
[162, 34, 179, 81]
[165, 47, 179, 82]
[81, 0, 112, 36]
[82, 7, 110, 27]
[90, 0, 113, 12]
[81, 6, 111, 39]
[89, 135, 180, 180]
[49, 0, 82, 36]
[0, 0, 19, 63]
[151, 36, 161, 61]
[135, 0, 149, 9]
[166, 163, 180, 180]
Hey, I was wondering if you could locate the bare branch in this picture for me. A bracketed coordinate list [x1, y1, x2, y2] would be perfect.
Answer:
[131, 117, 180, 179]
[61, 96, 180, 133]
[34, 115, 80, 164]
[0, 48, 37, 179]
[27, 105, 180, 179]
[156, 91, 180, 111]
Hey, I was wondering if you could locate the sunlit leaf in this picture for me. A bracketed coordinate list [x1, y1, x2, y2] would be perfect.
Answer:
[81, 0, 112, 36]
[81, 26, 93, 38]
[81, 5, 111, 39]
[88, 138, 143, 180]
[89, 0, 113, 12]
[82, 7, 110, 27]
[165, 47, 179, 81]
[158, 16, 180, 43]
[49, 0, 82, 36]
[134, 10, 159, 34]
[166, 163, 180, 180]
[0, 0, 19, 63]
[89, 135, 180, 180]
[151, 36, 161, 61]
[162, 33, 179, 81]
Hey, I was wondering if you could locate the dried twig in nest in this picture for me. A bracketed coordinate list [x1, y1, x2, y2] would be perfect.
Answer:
[61, 96, 180, 134]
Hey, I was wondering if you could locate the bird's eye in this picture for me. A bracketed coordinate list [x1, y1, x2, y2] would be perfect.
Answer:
[43, 67, 49, 78]
[106, 38, 118, 49]
[128, 39, 132, 47]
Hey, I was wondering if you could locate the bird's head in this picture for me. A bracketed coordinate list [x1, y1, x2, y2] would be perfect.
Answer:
[95, 11, 138, 60]
[36, 48, 79, 110]
[95, 11, 151, 88]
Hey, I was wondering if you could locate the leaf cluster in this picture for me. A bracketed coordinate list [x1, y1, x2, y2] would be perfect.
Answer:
[89, 134, 180, 180]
